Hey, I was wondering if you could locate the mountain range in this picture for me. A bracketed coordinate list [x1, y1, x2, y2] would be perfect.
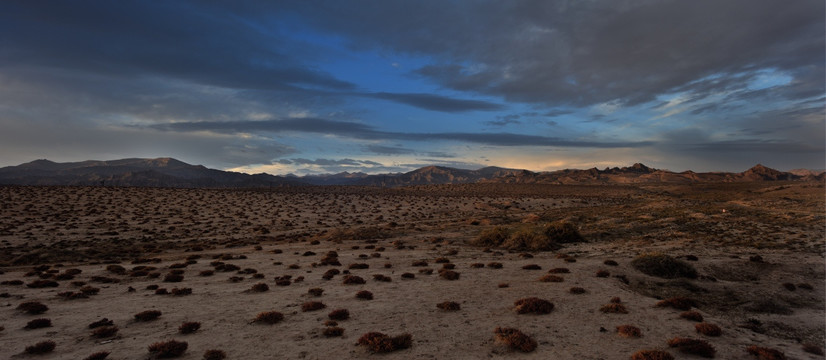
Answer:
[0, 158, 822, 188]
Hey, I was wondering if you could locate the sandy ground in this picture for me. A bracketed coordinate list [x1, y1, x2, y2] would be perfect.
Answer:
[0, 183, 823, 359]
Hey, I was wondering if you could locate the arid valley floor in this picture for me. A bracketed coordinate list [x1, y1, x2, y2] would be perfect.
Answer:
[0, 182, 824, 359]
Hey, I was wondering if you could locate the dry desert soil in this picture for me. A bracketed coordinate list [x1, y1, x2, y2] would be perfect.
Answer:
[0, 182, 823, 359]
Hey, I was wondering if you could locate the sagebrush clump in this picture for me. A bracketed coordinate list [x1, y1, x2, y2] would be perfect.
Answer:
[357, 332, 413, 353]
[656, 297, 697, 311]
[514, 297, 553, 314]
[328, 309, 350, 320]
[302, 301, 326, 312]
[134, 310, 162, 321]
[25, 341, 56, 355]
[630, 350, 674, 360]
[746, 346, 786, 360]
[148, 340, 188, 358]
[179, 321, 201, 334]
[494, 327, 536, 352]
[667, 337, 716, 358]
[616, 325, 642, 338]
[695, 322, 722, 336]
[203, 349, 227, 360]
[253, 311, 284, 324]
[437, 301, 461, 311]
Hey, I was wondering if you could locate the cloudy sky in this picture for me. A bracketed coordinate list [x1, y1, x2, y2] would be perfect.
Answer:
[1, 1, 823, 175]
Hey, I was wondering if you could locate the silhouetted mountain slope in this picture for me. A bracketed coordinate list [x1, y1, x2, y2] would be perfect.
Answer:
[0, 159, 819, 188]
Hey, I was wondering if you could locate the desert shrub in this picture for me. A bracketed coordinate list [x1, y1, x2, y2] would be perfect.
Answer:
[667, 337, 716, 358]
[548, 267, 570, 273]
[514, 297, 554, 314]
[437, 268, 460, 280]
[543, 221, 584, 243]
[250, 283, 269, 292]
[656, 297, 697, 311]
[373, 274, 392, 282]
[569, 287, 586, 294]
[503, 227, 557, 251]
[539, 274, 564, 282]
[178, 321, 201, 334]
[746, 346, 786, 360]
[412, 260, 428, 267]
[24, 318, 52, 329]
[802, 344, 824, 355]
[134, 310, 162, 321]
[25, 341, 56, 354]
[631, 254, 697, 279]
[749, 255, 763, 262]
[91, 276, 120, 283]
[564, 257, 577, 263]
[27, 279, 59, 288]
[781, 283, 795, 291]
[148, 340, 188, 358]
[630, 350, 674, 360]
[600, 303, 628, 314]
[494, 327, 536, 352]
[253, 311, 283, 324]
[328, 309, 350, 320]
[357, 332, 412, 353]
[437, 301, 461, 311]
[356, 290, 374, 300]
[349, 263, 369, 270]
[57, 291, 88, 299]
[83, 351, 111, 360]
[472, 226, 509, 247]
[302, 301, 326, 312]
[308, 288, 324, 296]
[203, 349, 226, 360]
[401, 272, 415, 279]
[617, 325, 641, 338]
[18, 301, 48, 314]
[163, 273, 184, 282]
[88, 318, 113, 328]
[604, 260, 619, 266]
[324, 327, 344, 337]
[441, 263, 456, 270]
[275, 278, 291, 286]
[434, 257, 450, 264]
[92, 325, 119, 338]
[487, 262, 503, 269]
[106, 264, 126, 274]
[610, 297, 622, 304]
[680, 311, 704, 322]
[470, 263, 484, 268]
[694, 323, 721, 336]
[80, 286, 100, 295]
[521, 264, 542, 270]
[155, 288, 169, 295]
[1, 279, 23, 285]
[596, 270, 610, 277]
[171, 287, 192, 296]
[342, 275, 366, 285]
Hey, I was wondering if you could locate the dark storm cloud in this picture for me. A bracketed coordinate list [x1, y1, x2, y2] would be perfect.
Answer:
[288, 0, 824, 107]
[151, 118, 653, 149]
[364, 92, 503, 112]
[0, 2, 353, 92]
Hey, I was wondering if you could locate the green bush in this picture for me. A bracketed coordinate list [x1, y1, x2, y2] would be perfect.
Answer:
[631, 254, 697, 279]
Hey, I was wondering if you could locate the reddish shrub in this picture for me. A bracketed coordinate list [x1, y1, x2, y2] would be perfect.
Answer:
[83, 351, 111, 360]
[412, 260, 428, 267]
[253, 311, 284, 324]
[746, 346, 786, 360]
[439, 270, 460, 280]
[539, 274, 564, 282]
[203, 349, 226, 360]
[148, 340, 188, 358]
[88, 318, 113, 328]
[163, 273, 184, 282]
[24, 318, 52, 329]
[494, 327, 536, 352]
[170, 287, 192, 296]
[328, 308, 350, 320]
[600, 303, 628, 314]
[179, 321, 201, 334]
[522, 264, 542, 270]
[436, 301, 461, 311]
[18, 301, 49, 314]
[470, 263, 484, 268]
[668, 337, 716, 358]
[487, 262, 503, 269]
[680, 311, 703, 322]
[356, 290, 374, 300]
[569, 287, 586, 294]
[548, 267, 570, 273]
[302, 301, 326, 312]
[596, 270, 610, 277]
[616, 325, 641, 338]
[308, 288, 324, 296]
[372, 274, 392, 282]
[401, 272, 415, 279]
[514, 297, 554, 314]
[91, 325, 119, 338]
[134, 310, 162, 321]
[25, 341, 56, 354]
[342, 275, 366, 285]
[357, 332, 412, 353]
[630, 350, 674, 360]
[250, 283, 269, 292]
[695, 323, 722, 336]
[324, 327, 344, 337]
[604, 260, 619, 266]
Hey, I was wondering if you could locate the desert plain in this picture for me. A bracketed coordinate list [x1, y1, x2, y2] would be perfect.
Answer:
[0, 182, 823, 359]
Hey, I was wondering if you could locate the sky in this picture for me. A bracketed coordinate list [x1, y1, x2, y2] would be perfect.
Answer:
[0, 1, 823, 175]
